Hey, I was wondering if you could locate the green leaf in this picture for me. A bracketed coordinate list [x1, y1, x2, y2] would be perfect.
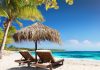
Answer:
[45, 0, 59, 10]
[66, 0, 74, 5]
[15, 19, 23, 27]
[8, 26, 16, 35]
[0, 6, 8, 17]
[45, 3, 50, 11]
[17, 6, 44, 22]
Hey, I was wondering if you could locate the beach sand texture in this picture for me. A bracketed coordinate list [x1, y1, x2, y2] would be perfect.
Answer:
[1, 53, 100, 70]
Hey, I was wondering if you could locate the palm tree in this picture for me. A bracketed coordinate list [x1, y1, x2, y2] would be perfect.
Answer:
[0, 0, 73, 59]
[0, 0, 44, 58]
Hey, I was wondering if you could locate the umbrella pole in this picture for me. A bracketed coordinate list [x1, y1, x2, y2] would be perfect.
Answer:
[35, 41, 37, 63]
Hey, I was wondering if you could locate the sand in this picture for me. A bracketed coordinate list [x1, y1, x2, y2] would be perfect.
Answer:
[0, 52, 100, 70]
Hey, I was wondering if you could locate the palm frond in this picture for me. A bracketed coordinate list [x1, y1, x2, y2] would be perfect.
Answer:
[0, 26, 16, 44]
[6, 37, 14, 44]
[15, 19, 23, 27]
[17, 6, 44, 22]
[66, 0, 74, 5]
[45, 0, 59, 10]
[8, 26, 16, 36]
[0, 6, 8, 17]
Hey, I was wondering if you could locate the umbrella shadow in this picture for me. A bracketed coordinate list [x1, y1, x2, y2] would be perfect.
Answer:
[7, 66, 48, 70]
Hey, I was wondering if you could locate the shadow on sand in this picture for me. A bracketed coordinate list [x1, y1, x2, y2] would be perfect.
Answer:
[7, 64, 63, 70]
[8, 66, 48, 70]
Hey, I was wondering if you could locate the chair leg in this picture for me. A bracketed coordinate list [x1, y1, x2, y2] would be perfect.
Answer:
[19, 63, 21, 66]
[49, 64, 52, 70]
[27, 62, 31, 67]
[62, 61, 63, 65]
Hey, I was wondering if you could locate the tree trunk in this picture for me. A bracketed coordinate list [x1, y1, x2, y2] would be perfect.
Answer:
[0, 18, 13, 59]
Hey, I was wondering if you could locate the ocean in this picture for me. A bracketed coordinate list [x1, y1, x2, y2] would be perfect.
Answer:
[31, 51, 100, 60]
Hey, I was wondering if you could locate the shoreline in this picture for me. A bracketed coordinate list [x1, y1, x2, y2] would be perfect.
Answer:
[64, 58, 100, 61]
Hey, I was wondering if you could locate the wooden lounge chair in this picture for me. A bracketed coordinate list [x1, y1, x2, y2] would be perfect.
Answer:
[15, 51, 35, 66]
[33, 50, 64, 70]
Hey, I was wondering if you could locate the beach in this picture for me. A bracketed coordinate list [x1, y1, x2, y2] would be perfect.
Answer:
[1, 52, 100, 70]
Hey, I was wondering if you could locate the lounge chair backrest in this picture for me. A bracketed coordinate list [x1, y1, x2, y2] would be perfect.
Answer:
[19, 51, 35, 61]
[36, 50, 55, 63]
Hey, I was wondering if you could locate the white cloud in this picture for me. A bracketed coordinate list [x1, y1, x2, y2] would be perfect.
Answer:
[96, 42, 100, 46]
[68, 39, 80, 45]
[63, 39, 100, 48]
[60, 39, 100, 51]
[81, 40, 93, 47]
[82, 40, 91, 44]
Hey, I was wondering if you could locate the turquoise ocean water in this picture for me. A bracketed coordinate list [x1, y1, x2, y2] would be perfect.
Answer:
[30, 51, 100, 60]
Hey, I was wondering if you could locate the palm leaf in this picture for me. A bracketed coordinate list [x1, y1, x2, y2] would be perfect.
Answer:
[8, 26, 16, 36]
[0, 6, 8, 17]
[17, 6, 44, 22]
[0, 26, 16, 44]
[66, 0, 73, 5]
[15, 19, 23, 27]
[6, 37, 14, 44]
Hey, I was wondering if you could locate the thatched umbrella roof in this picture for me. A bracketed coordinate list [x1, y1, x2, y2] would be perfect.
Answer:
[13, 22, 61, 44]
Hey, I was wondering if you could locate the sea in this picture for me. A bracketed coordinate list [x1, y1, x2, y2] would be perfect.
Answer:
[30, 51, 100, 60]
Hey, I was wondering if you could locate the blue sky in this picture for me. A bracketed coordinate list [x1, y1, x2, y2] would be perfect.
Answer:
[0, 0, 100, 51]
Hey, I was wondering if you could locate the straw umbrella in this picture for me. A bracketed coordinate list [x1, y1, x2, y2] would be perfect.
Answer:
[13, 22, 61, 62]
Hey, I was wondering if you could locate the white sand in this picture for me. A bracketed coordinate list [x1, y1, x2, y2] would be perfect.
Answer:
[1, 52, 100, 70]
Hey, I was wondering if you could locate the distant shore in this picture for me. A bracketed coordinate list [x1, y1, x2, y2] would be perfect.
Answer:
[5, 45, 66, 52]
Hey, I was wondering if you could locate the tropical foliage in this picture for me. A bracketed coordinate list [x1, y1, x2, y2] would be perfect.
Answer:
[0, 0, 44, 23]
[0, 0, 73, 21]
[0, 27, 16, 45]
